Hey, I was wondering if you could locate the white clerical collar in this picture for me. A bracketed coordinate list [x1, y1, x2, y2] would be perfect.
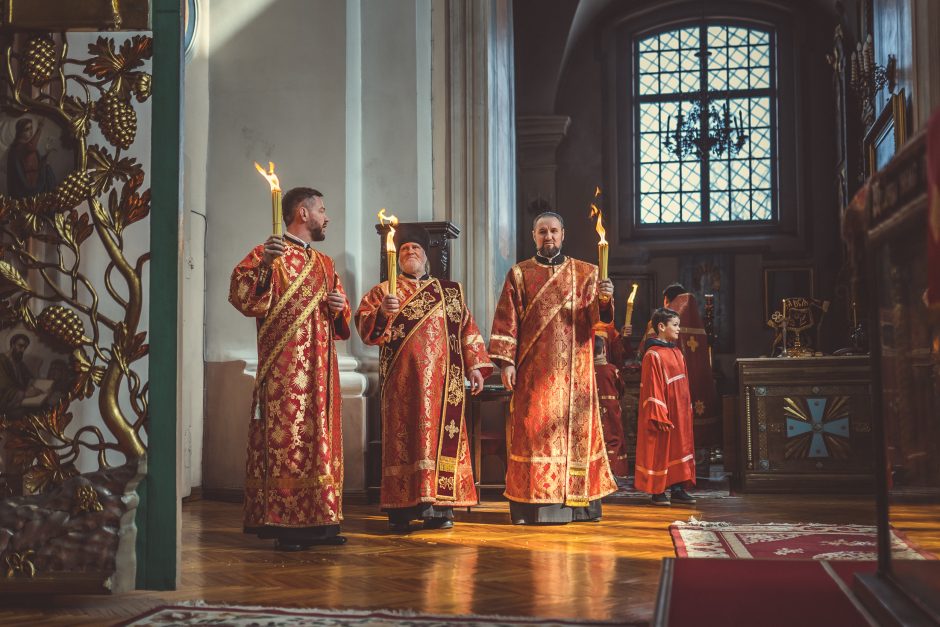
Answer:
[284, 232, 312, 249]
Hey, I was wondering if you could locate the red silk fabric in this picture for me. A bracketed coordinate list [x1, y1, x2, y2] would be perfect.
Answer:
[355, 275, 492, 509]
[229, 242, 350, 529]
[635, 343, 696, 494]
[490, 258, 617, 506]
[595, 361, 629, 476]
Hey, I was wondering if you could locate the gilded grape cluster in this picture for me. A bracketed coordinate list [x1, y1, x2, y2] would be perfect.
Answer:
[37, 305, 88, 349]
[95, 94, 137, 150]
[24, 36, 57, 84]
[54, 171, 91, 210]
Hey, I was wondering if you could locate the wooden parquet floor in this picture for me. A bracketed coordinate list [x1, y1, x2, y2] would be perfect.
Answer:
[0, 494, 937, 626]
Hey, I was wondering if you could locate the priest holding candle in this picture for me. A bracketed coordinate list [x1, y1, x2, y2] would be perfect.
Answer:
[355, 221, 492, 532]
[489, 208, 618, 525]
[229, 179, 351, 551]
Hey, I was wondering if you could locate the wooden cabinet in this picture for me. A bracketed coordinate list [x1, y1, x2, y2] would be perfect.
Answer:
[736, 356, 874, 493]
[466, 384, 511, 493]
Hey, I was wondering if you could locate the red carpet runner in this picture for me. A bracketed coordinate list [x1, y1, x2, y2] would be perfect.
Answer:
[656, 558, 878, 626]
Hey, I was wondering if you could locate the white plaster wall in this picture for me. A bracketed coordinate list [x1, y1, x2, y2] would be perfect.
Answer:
[181, 0, 210, 495]
[205, 0, 348, 364]
[202, 0, 367, 493]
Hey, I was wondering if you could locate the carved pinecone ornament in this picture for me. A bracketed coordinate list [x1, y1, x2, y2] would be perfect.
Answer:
[95, 93, 137, 150]
[55, 171, 90, 209]
[37, 305, 88, 348]
[25, 36, 57, 84]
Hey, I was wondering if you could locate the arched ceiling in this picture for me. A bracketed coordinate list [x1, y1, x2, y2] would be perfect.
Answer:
[513, 0, 843, 114]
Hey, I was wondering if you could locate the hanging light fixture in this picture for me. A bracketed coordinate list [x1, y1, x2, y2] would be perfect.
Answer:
[664, 99, 748, 160]
[663, 2, 749, 161]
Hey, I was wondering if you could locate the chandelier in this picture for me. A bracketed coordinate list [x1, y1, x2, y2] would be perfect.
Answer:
[664, 99, 749, 160]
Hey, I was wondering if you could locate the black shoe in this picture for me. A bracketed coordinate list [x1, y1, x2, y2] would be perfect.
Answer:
[423, 518, 454, 530]
[651, 492, 671, 506]
[306, 535, 347, 546]
[670, 487, 697, 504]
[274, 539, 307, 552]
[388, 521, 412, 532]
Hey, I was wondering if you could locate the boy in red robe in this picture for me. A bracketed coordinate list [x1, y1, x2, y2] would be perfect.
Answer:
[593, 331, 629, 478]
[641, 283, 720, 448]
[635, 308, 696, 506]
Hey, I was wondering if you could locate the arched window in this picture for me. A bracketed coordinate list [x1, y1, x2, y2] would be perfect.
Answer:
[634, 23, 777, 225]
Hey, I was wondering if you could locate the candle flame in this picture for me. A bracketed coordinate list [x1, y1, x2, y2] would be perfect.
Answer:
[590, 186, 607, 244]
[378, 208, 399, 252]
[589, 204, 607, 245]
[627, 283, 639, 305]
[253, 161, 281, 192]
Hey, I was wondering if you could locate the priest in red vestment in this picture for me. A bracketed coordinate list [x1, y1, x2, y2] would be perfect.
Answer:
[229, 186, 351, 550]
[593, 330, 629, 478]
[636, 308, 696, 505]
[489, 212, 618, 524]
[355, 224, 493, 531]
[643, 283, 721, 449]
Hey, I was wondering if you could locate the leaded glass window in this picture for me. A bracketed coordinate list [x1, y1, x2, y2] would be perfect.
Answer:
[635, 24, 776, 225]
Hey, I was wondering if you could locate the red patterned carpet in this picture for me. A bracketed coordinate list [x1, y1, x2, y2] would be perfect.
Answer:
[669, 521, 936, 560]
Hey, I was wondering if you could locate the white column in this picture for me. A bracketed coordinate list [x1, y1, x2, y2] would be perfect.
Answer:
[515, 114, 571, 254]
[432, 0, 517, 334]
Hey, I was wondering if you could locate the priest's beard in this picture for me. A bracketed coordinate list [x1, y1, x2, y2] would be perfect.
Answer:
[310, 226, 326, 241]
[538, 243, 560, 258]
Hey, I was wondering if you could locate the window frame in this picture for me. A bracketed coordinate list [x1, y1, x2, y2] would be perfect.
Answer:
[633, 21, 779, 226]
[604, 2, 805, 252]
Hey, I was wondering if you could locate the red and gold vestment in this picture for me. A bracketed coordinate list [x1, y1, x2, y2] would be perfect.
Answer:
[229, 241, 350, 530]
[595, 360, 629, 477]
[355, 275, 493, 510]
[635, 340, 696, 494]
[489, 257, 618, 506]
[643, 293, 720, 447]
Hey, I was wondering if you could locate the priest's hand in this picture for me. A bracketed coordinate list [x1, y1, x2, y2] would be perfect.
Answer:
[261, 235, 285, 266]
[380, 294, 400, 316]
[468, 369, 485, 396]
[327, 290, 347, 314]
[500, 365, 516, 391]
[622, 324, 633, 336]
[598, 278, 614, 301]
[653, 419, 674, 432]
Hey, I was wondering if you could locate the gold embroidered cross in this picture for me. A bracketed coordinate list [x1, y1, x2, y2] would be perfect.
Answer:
[444, 419, 459, 438]
[686, 336, 699, 352]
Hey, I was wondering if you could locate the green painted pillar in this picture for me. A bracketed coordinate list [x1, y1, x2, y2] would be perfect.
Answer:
[137, 0, 182, 590]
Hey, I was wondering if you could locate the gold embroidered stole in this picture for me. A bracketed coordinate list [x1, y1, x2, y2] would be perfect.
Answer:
[516, 259, 574, 367]
[253, 251, 328, 411]
[562, 264, 593, 507]
[379, 279, 467, 501]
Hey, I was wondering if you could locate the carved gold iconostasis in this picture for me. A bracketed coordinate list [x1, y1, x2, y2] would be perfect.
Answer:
[0, 26, 152, 593]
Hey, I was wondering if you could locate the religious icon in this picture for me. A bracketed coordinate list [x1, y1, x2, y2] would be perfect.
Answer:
[0, 324, 78, 421]
[5, 117, 56, 198]
[0, 114, 72, 199]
